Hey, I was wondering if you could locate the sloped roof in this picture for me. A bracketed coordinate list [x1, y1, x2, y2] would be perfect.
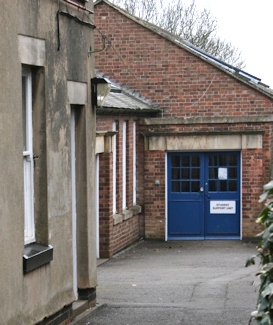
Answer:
[94, 0, 273, 99]
[96, 73, 162, 115]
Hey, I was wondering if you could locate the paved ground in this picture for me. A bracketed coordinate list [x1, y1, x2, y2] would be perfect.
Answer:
[74, 240, 259, 325]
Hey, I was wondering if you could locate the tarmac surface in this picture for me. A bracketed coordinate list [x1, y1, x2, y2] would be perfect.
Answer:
[73, 240, 260, 325]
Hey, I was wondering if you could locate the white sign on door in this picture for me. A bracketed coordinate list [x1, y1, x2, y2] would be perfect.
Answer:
[210, 201, 236, 214]
[218, 168, 228, 180]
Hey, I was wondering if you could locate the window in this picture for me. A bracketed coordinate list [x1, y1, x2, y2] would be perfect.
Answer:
[133, 121, 136, 205]
[122, 121, 127, 210]
[22, 67, 35, 244]
[112, 121, 117, 214]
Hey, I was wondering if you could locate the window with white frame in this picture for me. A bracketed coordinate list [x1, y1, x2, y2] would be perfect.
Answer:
[22, 67, 35, 244]
[133, 121, 137, 205]
[122, 121, 127, 210]
[112, 121, 117, 214]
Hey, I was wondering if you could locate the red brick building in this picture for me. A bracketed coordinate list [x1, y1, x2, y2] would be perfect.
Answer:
[96, 81, 160, 257]
[94, 0, 273, 254]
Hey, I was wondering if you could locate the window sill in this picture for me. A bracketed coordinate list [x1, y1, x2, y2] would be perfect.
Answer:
[133, 204, 142, 215]
[23, 243, 53, 273]
[113, 213, 123, 225]
[122, 209, 133, 221]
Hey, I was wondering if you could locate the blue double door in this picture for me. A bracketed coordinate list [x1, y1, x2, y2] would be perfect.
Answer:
[167, 152, 240, 240]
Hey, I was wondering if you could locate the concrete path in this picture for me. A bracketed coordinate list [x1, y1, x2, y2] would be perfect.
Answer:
[74, 240, 259, 325]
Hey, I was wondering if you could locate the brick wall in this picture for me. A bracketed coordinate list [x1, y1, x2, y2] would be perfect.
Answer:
[94, 3, 273, 119]
[97, 116, 141, 257]
[94, 2, 273, 239]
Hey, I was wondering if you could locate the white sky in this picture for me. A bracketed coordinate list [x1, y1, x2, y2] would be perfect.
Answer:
[188, 0, 273, 88]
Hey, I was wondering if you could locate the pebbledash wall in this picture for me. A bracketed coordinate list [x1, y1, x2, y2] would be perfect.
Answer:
[0, 1, 97, 324]
[94, 0, 273, 240]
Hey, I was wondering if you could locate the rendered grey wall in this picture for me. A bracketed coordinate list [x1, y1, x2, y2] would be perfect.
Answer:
[0, 0, 97, 324]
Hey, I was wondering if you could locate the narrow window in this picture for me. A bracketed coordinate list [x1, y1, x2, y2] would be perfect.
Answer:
[22, 67, 35, 244]
[122, 121, 127, 210]
[112, 121, 117, 214]
[96, 153, 100, 258]
[133, 121, 137, 205]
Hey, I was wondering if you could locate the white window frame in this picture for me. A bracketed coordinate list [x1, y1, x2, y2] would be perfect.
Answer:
[22, 67, 35, 244]
[133, 121, 137, 205]
[122, 121, 127, 210]
[112, 121, 117, 214]
[96, 154, 100, 258]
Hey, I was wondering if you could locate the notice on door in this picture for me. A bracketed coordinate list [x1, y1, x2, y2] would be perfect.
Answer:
[210, 201, 236, 214]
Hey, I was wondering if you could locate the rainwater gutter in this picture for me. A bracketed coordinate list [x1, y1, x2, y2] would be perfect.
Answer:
[61, 0, 94, 14]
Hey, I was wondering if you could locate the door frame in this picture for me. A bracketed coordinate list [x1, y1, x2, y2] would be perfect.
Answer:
[71, 107, 78, 299]
[165, 150, 242, 241]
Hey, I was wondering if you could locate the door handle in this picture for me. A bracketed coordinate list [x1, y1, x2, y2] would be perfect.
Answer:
[200, 187, 204, 192]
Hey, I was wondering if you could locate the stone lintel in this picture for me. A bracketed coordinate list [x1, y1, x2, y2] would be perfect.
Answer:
[147, 133, 263, 151]
[67, 81, 87, 105]
[140, 115, 273, 126]
[18, 35, 46, 66]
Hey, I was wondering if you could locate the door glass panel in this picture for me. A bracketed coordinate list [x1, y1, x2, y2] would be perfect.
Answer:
[229, 155, 238, 166]
[219, 180, 227, 191]
[172, 181, 180, 192]
[172, 156, 180, 167]
[172, 169, 180, 180]
[192, 156, 200, 167]
[209, 180, 217, 192]
[182, 169, 190, 179]
[209, 155, 217, 166]
[219, 155, 228, 166]
[182, 181, 190, 192]
[229, 168, 237, 179]
[229, 180, 237, 192]
[192, 181, 200, 192]
[209, 168, 218, 179]
[191, 169, 200, 179]
[182, 156, 190, 167]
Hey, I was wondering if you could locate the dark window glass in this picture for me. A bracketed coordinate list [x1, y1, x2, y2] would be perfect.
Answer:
[182, 169, 190, 179]
[192, 181, 200, 192]
[229, 180, 237, 192]
[172, 156, 180, 167]
[172, 181, 180, 192]
[172, 169, 180, 180]
[219, 180, 227, 191]
[219, 155, 228, 166]
[192, 156, 200, 167]
[209, 168, 218, 179]
[182, 181, 190, 192]
[191, 168, 200, 179]
[182, 156, 190, 167]
[229, 168, 237, 179]
[209, 180, 217, 192]
[209, 155, 217, 166]
[229, 155, 238, 166]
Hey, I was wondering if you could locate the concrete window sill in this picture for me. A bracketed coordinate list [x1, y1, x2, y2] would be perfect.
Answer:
[122, 209, 133, 221]
[23, 243, 53, 273]
[113, 213, 123, 225]
[133, 204, 142, 215]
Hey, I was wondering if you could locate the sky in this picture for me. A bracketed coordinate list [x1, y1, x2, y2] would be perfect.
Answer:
[187, 0, 273, 88]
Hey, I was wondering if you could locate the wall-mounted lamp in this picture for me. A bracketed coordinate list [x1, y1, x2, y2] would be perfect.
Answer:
[91, 77, 111, 107]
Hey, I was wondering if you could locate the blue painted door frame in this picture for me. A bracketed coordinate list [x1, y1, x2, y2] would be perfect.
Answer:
[167, 152, 241, 240]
